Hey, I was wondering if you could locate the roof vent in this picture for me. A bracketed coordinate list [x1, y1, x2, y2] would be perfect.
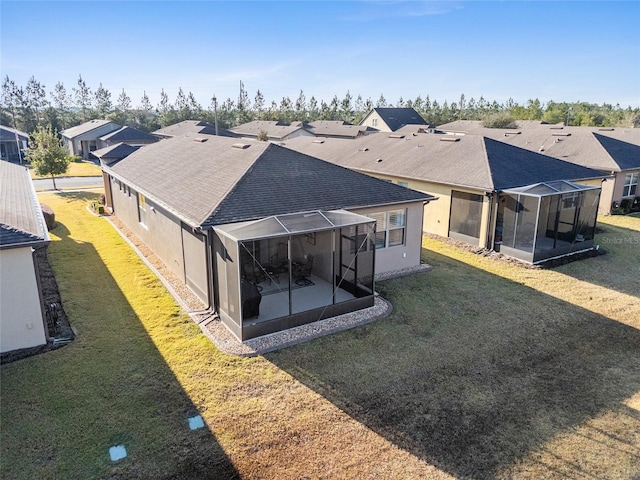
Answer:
[358, 147, 369, 152]
[312, 139, 325, 143]
[376, 158, 383, 163]
[439, 137, 460, 142]
[552, 132, 571, 137]
[598, 128, 615, 131]
[549, 126, 564, 130]
[388, 134, 405, 139]
[232, 143, 250, 149]
[504, 131, 521, 136]
[193, 137, 208, 143]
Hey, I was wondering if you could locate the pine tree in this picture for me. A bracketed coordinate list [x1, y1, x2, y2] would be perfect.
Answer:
[73, 74, 92, 122]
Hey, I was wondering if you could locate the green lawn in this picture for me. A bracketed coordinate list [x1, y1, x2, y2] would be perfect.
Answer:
[1, 195, 639, 479]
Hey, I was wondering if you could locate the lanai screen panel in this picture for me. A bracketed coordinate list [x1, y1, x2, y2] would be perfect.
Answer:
[214, 210, 376, 340]
[500, 181, 600, 263]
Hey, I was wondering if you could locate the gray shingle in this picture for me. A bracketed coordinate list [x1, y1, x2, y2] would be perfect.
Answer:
[105, 135, 433, 229]
[0, 161, 49, 247]
[284, 132, 604, 191]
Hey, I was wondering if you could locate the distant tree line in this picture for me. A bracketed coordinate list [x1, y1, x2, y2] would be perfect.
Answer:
[2, 75, 639, 136]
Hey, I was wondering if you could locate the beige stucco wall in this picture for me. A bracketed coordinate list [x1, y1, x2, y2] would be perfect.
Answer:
[361, 112, 391, 132]
[353, 201, 425, 274]
[575, 178, 608, 215]
[0, 247, 47, 353]
[614, 169, 640, 205]
[359, 173, 490, 247]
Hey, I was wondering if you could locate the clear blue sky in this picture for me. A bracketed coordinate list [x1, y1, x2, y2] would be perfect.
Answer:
[2, 1, 639, 109]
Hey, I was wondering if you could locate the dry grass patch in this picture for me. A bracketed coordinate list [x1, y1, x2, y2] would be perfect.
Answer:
[1, 192, 450, 479]
[2, 194, 638, 479]
[268, 215, 640, 479]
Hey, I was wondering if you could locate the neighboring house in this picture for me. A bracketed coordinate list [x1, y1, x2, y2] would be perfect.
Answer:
[229, 121, 314, 142]
[61, 119, 121, 160]
[99, 126, 159, 147]
[153, 120, 235, 138]
[438, 120, 640, 214]
[0, 161, 51, 353]
[0, 125, 28, 163]
[102, 135, 434, 340]
[286, 132, 605, 264]
[93, 143, 141, 211]
[359, 108, 428, 132]
[306, 120, 377, 139]
[93, 143, 140, 166]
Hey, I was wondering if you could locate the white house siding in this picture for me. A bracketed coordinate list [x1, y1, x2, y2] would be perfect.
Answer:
[0, 247, 47, 352]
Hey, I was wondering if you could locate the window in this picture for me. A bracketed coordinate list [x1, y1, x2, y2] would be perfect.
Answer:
[449, 191, 483, 241]
[623, 173, 638, 197]
[398, 181, 408, 188]
[369, 209, 406, 249]
[137, 192, 147, 226]
[372, 118, 378, 127]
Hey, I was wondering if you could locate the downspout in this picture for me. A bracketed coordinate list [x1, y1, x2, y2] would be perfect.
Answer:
[485, 191, 497, 250]
[203, 229, 216, 312]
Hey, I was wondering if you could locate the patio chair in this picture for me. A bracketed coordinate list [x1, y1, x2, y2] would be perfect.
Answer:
[242, 260, 266, 286]
[293, 254, 314, 286]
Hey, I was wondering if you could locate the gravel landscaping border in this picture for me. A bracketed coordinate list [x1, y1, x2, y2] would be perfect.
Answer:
[106, 214, 432, 356]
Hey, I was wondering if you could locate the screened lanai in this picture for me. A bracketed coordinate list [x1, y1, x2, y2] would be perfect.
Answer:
[495, 181, 601, 264]
[213, 210, 376, 340]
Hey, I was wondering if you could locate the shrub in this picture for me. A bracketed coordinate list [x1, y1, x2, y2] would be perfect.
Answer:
[481, 113, 518, 129]
[90, 201, 105, 215]
[98, 193, 106, 205]
[40, 203, 56, 230]
[620, 199, 632, 213]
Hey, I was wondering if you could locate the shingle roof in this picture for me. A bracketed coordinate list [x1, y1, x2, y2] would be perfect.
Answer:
[483, 137, 605, 191]
[361, 108, 428, 131]
[229, 121, 308, 140]
[592, 132, 640, 171]
[284, 133, 604, 191]
[105, 135, 432, 229]
[153, 120, 235, 138]
[0, 125, 28, 142]
[437, 120, 640, 172]
[99, 126, 159, 143]
[0, 161, 50, 248]
[61, 119, 120, 139]
[306, 121, 374, 138]
[93, 143, 140, 164]
[206, 144, 432, 227]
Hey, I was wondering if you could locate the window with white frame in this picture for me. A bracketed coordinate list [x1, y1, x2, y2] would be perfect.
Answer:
[369, 209, 406, 249]
[623, 173, 638, 197]
[372, 118, 378, 127]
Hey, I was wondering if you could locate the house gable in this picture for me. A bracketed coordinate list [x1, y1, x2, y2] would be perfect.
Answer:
[360, 108, 428, 132]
